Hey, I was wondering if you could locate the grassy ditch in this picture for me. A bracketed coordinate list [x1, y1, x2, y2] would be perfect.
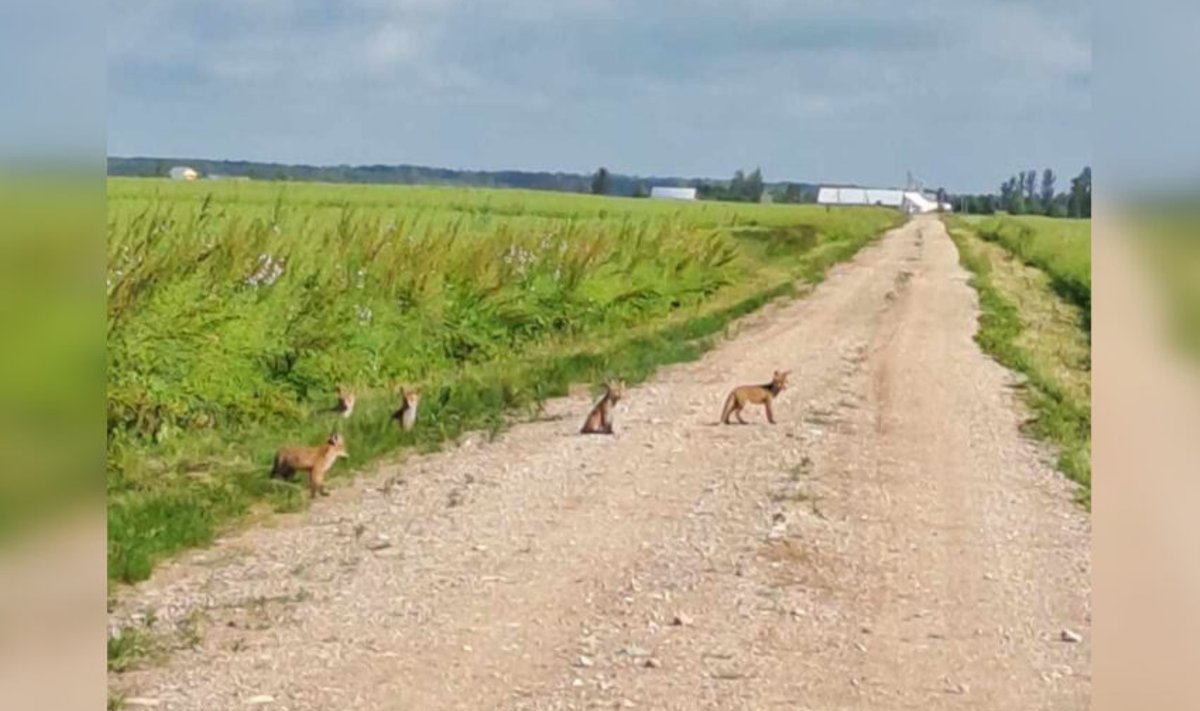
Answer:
[946, 216, 1091, 504]
[968, 214, 1091, 332]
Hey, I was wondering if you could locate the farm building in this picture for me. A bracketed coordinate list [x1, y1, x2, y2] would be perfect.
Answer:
[650, 186, 697, 201]
[900, 191, 951, 214]
[169, 166, 199, 181]
[817, 185, 951, 214]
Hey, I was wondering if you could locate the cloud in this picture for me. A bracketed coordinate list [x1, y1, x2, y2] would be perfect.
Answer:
[1, 0, 104, 157]
[107, 0, 1090, 191]
[363, 24, 422, 70]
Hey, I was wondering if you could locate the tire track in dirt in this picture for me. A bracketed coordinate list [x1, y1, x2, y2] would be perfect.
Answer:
[110, 215, 1089, 710]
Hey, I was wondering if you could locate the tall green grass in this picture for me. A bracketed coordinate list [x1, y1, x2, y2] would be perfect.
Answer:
[971, 215, 1091, 329]
[107, 178, 902, 583]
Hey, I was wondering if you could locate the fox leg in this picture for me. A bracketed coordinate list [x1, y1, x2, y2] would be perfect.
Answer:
[765, 398, 776, 424]
[310, 467, 330, 498]
[735, 404, 748, 424]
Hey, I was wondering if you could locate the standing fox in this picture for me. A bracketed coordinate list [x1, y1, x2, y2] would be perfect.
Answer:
[720, 370, 790, 425]
[580, 380, 625, 435]
[331, 386, 356, 418]
[391, 387, 421, 432]
[271, 431, 348, 498]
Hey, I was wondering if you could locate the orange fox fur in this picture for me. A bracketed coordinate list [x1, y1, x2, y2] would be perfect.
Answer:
[271, 432, 348, 498]
[720, 370, 790, 425]
[580, 380, 625, 434]
[332, 386, 356, 418]
[391, 387, 422, 432]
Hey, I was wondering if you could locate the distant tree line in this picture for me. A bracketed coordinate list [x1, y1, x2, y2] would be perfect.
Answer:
[111, 156, 605, 192]
[952, 166, 1091, 218]
[693, 167, 816, 204]
[587, 164, 817, 204]
[110, 156, 822, 204]
[697, 168, 766, 202]
[112, 156, 699, 197]
[590, 167, 610, 195]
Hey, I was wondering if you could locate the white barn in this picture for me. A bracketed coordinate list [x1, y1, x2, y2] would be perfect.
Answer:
[650, 186, 697, 201]
[817, 185, 950, 214]
[169, 166, 199, 181]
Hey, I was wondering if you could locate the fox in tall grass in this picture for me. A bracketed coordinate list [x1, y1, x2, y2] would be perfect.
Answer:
[331, 386, 356, 418]
[720, 370, 790, 425]
[391, 387, 421, 432]
[580, 380, 625, 434]
[271, 431, 348, 498]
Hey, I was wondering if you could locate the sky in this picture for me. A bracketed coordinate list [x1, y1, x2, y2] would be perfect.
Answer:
[107, 0, 1092, 193]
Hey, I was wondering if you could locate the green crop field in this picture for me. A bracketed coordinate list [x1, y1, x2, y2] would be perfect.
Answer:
[107, 178, 902, 583]
[970, 215, 1091, 323]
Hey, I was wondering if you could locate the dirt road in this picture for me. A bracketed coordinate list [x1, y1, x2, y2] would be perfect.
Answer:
[110, 215, 1091, 710]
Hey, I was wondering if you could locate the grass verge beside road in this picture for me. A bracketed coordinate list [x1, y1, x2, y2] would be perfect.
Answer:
[946, 215, 1091, 505]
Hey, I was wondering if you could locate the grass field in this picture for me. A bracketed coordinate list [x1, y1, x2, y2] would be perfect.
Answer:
[107, 178, 902, 584]
[946, 215, 1091, 504]
[966, 214, 1091, 329]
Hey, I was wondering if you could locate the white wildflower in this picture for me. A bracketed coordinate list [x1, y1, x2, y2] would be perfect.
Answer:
[245, 252, 285, 287]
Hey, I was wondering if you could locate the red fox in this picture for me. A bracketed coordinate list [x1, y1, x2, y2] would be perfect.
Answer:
[271, 432, 348, 498]
[580, 380, 625, 434]
[391, 387, 421, 432]
[332, 386, 356, 418]
[720, 370, 790, 425]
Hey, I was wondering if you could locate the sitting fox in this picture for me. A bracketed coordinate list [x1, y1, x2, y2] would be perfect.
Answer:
[332, 386, 356, 418]
[391, 387, 421, 432]
[720, 370, 790, 425]
[580, 380, 625, 434]
[271, 431, 348, 498]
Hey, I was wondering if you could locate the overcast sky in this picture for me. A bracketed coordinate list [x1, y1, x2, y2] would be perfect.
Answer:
[108, 0, 1091, 193]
